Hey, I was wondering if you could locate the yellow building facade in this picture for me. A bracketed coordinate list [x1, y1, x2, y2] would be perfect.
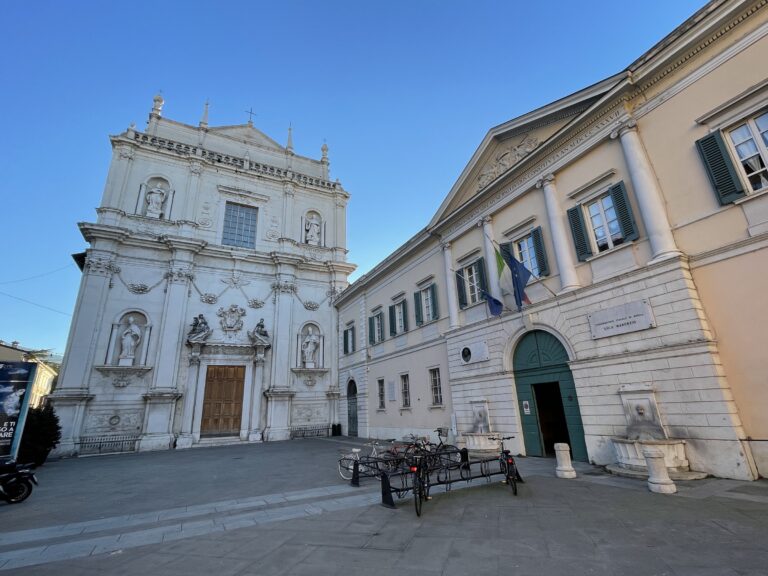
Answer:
[336, 0, 768, 480]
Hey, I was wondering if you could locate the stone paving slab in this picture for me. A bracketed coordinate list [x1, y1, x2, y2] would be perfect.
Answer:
[2, 438, 767, 575]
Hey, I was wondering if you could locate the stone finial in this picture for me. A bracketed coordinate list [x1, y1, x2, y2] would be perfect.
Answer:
[199, 99, 209, 128]
[151, 93, 164, 117]
[287, 124, 294, 153]
[321, 141, 328, 161]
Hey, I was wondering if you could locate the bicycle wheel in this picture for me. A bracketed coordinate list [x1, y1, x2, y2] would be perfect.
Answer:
[507, 461, 518, 495]
[499, 457, 508, 480]
[439, 445, 462, 468]
[338, 456, 355, 480]
[413, 475, 423, 516]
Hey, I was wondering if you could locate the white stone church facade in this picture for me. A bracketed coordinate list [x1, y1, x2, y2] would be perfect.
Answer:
[51, 97, 354, 455]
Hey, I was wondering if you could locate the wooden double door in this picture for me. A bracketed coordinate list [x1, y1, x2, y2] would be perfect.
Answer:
[201, 365, 245, 437]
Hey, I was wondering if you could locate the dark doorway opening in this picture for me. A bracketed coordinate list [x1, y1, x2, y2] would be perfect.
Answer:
[347, 380, 358, 437]
[533, 382, 570, 457]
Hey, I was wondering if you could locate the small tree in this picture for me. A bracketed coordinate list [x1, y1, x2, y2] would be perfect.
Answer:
[18, 404, 62, 466]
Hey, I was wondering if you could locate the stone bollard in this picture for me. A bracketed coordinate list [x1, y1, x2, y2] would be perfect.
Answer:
[554, 443, 577, 478]
[643, 447, 677, 494]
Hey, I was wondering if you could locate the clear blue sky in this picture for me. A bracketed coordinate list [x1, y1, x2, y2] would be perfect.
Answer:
[1, 0, 705, 355]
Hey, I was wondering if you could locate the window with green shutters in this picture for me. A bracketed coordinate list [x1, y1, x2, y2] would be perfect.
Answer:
[567, 181, 638, 260]
[388, 300, 408, 336]
[377, 378, 385, 410]
[455, 257, 487, 308]
[368, 312, 384, 345]
[414, 284, 439, 326]
[502, 226, 549, 278]
[343, 326, 355, 355]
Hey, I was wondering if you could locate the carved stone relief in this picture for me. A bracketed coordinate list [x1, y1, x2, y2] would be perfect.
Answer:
[86, 410, 142, 433]
[198, 201, 213, 228]
[266, 216, 280, 240]
[476, 135, 539, 191]
[217, 304, 246, 335]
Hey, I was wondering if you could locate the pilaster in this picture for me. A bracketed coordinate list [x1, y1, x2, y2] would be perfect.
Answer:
[537, 174, 581, 292]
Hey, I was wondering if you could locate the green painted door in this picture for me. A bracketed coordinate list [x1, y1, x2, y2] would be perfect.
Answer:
[513, 331, 588, 462]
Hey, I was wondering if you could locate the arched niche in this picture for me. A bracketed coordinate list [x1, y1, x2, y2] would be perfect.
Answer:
[296, 322, 323, 368]
[136, 176, 174, 219]
[301, 210, 325, 247]
[106, 311, 152, 367]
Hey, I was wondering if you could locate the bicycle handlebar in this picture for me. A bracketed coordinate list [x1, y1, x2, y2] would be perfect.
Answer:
[488, 436, 515, 440]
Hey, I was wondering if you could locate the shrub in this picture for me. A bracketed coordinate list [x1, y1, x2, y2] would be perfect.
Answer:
[18, 404, 62, 466]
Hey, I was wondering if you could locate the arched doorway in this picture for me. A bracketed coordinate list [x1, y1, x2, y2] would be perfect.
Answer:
[347, 380, 358, 437]
[513, 330, 588, 462]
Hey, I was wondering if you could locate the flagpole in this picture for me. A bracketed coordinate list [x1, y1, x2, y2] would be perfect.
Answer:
[482, 229, 559, 299]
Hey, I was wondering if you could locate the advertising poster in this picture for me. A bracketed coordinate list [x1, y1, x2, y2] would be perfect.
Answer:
[0, 362, 36, 460]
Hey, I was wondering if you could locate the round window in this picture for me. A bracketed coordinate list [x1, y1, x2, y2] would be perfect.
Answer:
[461, 347, 472, 363]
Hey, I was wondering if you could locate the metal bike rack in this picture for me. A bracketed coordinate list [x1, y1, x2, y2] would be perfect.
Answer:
[376, 449, 524, 510]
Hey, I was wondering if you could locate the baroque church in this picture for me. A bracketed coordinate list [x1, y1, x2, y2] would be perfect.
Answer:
[51, 96, 354, 455]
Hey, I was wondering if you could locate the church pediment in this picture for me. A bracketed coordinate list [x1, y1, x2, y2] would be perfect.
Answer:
[208, 124, 286, 152]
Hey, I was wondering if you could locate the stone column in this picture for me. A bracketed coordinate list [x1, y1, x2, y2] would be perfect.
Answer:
[442, 242, 460, 329]
[480, 217, 502, 302]
[139, 237, 204, 452]
[176, 346, 202, 449]
[247, 352, 266, 441]
[50, 251, 120, 456]
[327, 386, 340, 434]
[611, 118, 681, 263]
[102, 142, 135, 210]
[282, 183, 295, 242]
[537, 174, 581, 292]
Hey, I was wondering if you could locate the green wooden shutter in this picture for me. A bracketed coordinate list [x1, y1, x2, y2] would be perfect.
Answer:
[567, 206, 593, 261]
[414, 291, 423, 326]
[402, 300, 409, 332]
[610, 181, 639, 242]
[368, 316, 375, 345]
[477, 257, 488, 298]
[378, 312, 385, 341]
[531, 226, 549, 276]
[350, 327, 355, 352]
[696, 132, 746, 205]
[389, 305, 396, 336]
[456, 269, 467, 308]
[429, 284, 439, 319]
[343, 329, 349, 354]
[499, 241, 513, 263]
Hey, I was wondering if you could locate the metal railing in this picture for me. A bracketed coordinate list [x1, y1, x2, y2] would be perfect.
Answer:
[78, 434, 140, 455]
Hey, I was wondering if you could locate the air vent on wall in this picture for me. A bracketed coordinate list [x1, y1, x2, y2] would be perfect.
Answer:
[459, 341, 489, 365]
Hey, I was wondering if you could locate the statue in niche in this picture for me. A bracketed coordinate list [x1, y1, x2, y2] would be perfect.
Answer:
[301, 326, 320, 368]
[187, 314, 212, 343]
[304, 214, 321, 246]
[145, 185, 167, 218]
[118, 316, 142, 365]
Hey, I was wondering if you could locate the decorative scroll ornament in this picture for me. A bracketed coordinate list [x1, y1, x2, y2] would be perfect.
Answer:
[128, 283, 150, 294]
[200, 293, 218, 304]
[217, 304, 246, 334]
[271, 281, 297, 294]
[222, 274, 250, 289]
[166, 267, 194, 283]
[85, 256, 120, 277]
[303, 300, 320, 311]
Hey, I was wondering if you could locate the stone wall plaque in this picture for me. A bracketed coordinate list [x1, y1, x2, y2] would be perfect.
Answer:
[588, 300, 655, 339]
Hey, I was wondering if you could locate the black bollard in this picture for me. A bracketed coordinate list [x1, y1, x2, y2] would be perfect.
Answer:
[351, 459, 360, 487]
[380, 472, 396, 509]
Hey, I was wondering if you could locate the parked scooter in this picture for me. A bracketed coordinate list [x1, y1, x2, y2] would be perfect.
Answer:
[0, 458, 37, 504]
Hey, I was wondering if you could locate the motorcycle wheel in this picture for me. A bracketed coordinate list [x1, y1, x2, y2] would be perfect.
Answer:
[5, 479, 32, 503]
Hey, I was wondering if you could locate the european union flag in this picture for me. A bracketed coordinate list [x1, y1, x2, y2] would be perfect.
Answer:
[501, 252, 532, 312]
[481, 290, 503, 316]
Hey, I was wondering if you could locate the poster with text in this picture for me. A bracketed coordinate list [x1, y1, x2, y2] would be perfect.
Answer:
[0, 362, 35, 459]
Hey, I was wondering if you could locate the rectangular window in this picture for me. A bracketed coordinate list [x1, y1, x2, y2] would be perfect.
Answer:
[415, 284, 439, 326]
[456, 257, 487, 309]
[515, 234, 541, 277]
[465, 262, 481, 304]
[727, 111, 768, 193]
[343, 326, 355, 355]
[429, 368, 442, 406]
[377, 378, 385, 410]
[222, 202, 258, 249]
[389, 300, 408, 336]
[586, 193, 623, 253]
[567, 181, 638, 261]
[400, 374, 410, 408]
[368, 312, 385, 345]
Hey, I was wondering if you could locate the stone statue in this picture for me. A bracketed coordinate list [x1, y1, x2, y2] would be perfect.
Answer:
[145, 186, 167, 218]
[301, 326, 320, 367]
[188, 314, 212, 342]
[255, 318, 268, 337]
[118, 316, 142, 364]
[304, 214, 321, 246]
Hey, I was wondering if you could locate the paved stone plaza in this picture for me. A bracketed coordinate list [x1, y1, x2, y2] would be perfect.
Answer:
[2, 438, 767, 575]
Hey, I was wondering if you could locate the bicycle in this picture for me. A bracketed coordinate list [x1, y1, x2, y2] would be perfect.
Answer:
[409, 453, 430, 517]
[431, 427, 461, 468]
[488, 435, 519, 495]
[338, 439, 398, 480]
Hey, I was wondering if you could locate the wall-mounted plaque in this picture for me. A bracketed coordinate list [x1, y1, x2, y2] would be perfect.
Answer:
[588, 300, 656, 339]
